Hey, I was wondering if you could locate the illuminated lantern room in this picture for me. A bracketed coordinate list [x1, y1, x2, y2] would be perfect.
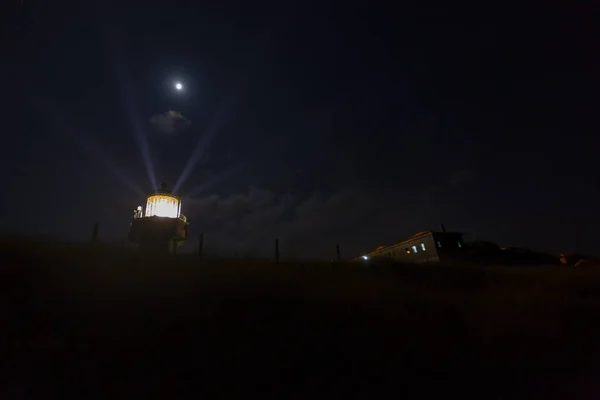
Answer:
[144, 183, 181, 218]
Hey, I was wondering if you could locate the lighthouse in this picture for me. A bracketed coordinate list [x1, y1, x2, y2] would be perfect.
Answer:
[128, 182, 189, 254]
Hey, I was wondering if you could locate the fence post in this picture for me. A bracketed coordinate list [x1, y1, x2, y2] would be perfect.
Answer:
[198, 232, 204, 259]
[275, 238, 279, 264]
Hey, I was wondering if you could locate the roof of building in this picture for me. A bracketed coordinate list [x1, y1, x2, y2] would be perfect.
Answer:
[408, 231, 432, 239]
[365, 230, 463, 256]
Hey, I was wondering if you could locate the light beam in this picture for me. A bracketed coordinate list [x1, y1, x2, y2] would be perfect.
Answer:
[33, 97, 145, 197]
[173, 96, 236, 193]
[105, 36, 158, 192]
[184, 161, 250, 198]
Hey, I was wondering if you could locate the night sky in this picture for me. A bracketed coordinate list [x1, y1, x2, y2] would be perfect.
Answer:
[1, 0, 599, 258]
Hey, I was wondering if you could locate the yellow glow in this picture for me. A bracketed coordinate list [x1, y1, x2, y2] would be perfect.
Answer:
[145, 195, 180, 218]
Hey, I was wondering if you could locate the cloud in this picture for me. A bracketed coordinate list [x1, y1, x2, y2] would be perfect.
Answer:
[149, 110, 191, 135]
[181, 186, 449, 260]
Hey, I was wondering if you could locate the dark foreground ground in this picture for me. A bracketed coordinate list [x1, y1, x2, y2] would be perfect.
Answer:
[2, 240, 600, 398]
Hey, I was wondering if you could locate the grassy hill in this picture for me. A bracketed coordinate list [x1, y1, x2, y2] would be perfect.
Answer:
[2, 238, 600, 398]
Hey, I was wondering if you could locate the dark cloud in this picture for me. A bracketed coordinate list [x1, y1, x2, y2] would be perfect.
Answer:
[148, 110, 191, 135]
[181, 186, 459, 260]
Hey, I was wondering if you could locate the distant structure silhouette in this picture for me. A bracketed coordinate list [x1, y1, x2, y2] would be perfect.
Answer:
[358, 224, 464, 263]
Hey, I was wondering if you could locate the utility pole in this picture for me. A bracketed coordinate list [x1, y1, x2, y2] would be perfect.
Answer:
[336, 243, 341, 261]
[275, 238, 279, 264]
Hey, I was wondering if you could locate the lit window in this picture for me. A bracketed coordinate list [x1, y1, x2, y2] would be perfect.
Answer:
[412, 245, 418, 253]
[457, 241, 462, 248]
[421, 243, 426, 251]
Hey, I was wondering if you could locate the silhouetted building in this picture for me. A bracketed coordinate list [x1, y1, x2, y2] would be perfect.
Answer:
[359, 230, 464, 263]
[128, 183, 189, 254]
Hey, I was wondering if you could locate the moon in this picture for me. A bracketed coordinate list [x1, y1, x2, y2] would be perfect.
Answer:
[175, 82, 183, 91]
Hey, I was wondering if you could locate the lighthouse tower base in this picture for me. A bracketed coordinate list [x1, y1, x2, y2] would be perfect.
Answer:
[129, 216, 188, 255]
